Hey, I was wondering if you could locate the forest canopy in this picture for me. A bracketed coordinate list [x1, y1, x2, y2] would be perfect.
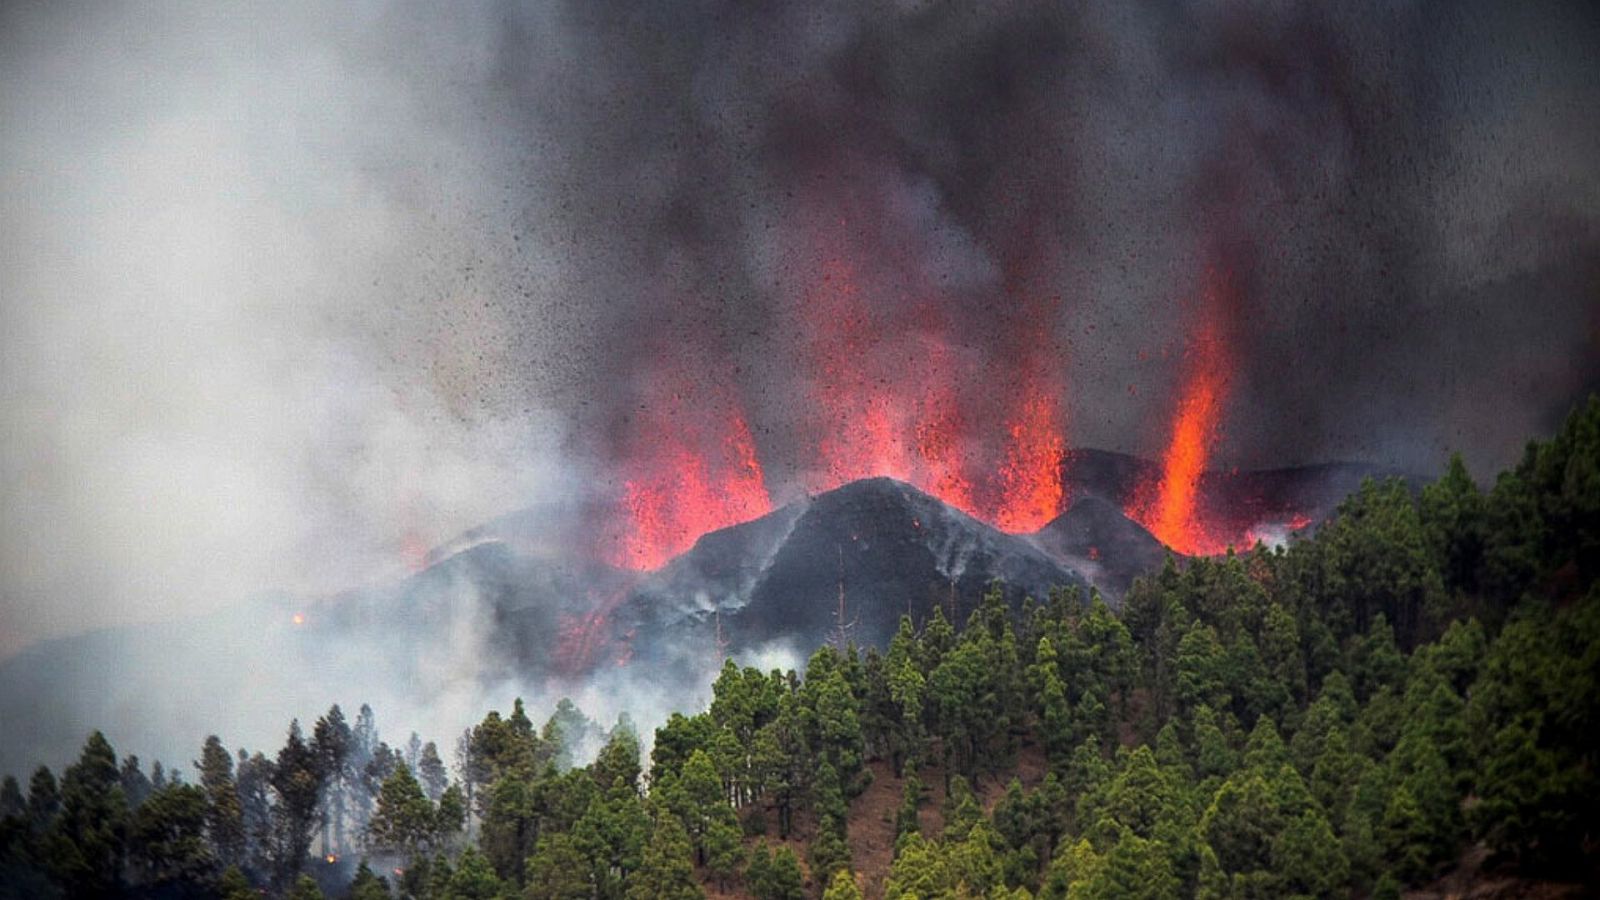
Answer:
[2, 398, 1597, 899]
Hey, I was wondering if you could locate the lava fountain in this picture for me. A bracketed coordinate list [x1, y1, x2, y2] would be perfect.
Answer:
[798, 248, 1066, 530]
[604, 372, 773, 571]
[1129, 266, 1235, 555]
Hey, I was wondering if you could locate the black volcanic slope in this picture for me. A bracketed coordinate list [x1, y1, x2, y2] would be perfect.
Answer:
[614, 478, 1089, 671]
[318, 541, 638, 676]
[1031, 496, 1171, 598]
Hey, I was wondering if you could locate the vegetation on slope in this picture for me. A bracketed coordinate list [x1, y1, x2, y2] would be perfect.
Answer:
[2, 398, 1599, 899]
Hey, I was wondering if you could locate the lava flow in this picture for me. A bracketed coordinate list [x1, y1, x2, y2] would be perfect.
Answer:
[1128, 268, 1235, 555]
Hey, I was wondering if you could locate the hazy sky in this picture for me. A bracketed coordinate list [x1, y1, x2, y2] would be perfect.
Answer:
[3, 0, 1598, 658]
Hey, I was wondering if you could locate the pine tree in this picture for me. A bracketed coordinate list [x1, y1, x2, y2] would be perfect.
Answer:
[1420, 453, 1485, 596]
[1380, 785, 1432, 882]
[1033, 637, 1075, 765]
[217, 864, 257, 900]
[415, 742, 447, 804]
[310, 705, 352, 856]
[48, 730, 129, 899]
[271, 720, 327, 885]
[526, 832, 593, 900]
[822, 868, 864, 900]
[128, 782, 215, 891]
[1097, 829, 1179, 900]
[810, 817, 851, 884]
[286, 872, 325, 900]
[0, 775, 21, 823]
[119, 755, 153, 809]
[748, 843, 805, 900]
[437, 782, 467, 843]
[593, 721, 643, 794]
[367, 764, 437, 863]
[889, 774, 921, 851]
[446, 844, 503, 899]
[346, 860, 392, 900]
[573, 782, 649, 899]
[669, 749, 734, 866]
[706, 816, 744, 890]
[234, 750, 274, 875]
[1199, 770, 1278, 879]
[1272, 810, 1349, 899]
[195, 735, 244, 867]
[626, 813, 702, 900]
[26, 765, 60, 833]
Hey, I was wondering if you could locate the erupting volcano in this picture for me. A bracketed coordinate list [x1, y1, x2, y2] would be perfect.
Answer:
[592, 252, 1315, 571]
[597, 245, 1079, 571]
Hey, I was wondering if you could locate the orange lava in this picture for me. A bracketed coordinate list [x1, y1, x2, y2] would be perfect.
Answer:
[601, 218, 1075, 571]
[911, 336, 977, 516]
[994, 382, 1067, 532]
[799, 253, 1064, 530]
[1129, 270, 1233, 555]
[806, 259, 918, 491]
[606, 382, 772, 571]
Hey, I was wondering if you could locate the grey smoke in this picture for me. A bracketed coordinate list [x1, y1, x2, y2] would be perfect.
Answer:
[1, 0, 1597, 768]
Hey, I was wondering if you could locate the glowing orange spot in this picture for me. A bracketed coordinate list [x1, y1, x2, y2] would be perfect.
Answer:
[798, 253, 1063, 528]
[291, 613, 305, 626]
[599, 221, 1082, 573]
[806, 259, 920, 492]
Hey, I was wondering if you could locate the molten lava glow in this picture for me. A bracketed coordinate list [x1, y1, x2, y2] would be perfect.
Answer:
[1242, 513, 1317, 549]
[556, 588, 639, 673]
[599, 230, 1077, 571]
[913, 404, 976, 516]
[994, 385, 1067, 532]
[1129, 273, 1233, 555]
[911, 337, 977, 515]
[1142, 356, 1226, 552]
[607, 392, 772, 571]
[798, 255, 1065, 529]
[806, 259, 919, 491]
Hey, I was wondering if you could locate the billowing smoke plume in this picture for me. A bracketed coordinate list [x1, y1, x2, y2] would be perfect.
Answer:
[485, 4, 1596, 438]
[471, 0, 1600, 556]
